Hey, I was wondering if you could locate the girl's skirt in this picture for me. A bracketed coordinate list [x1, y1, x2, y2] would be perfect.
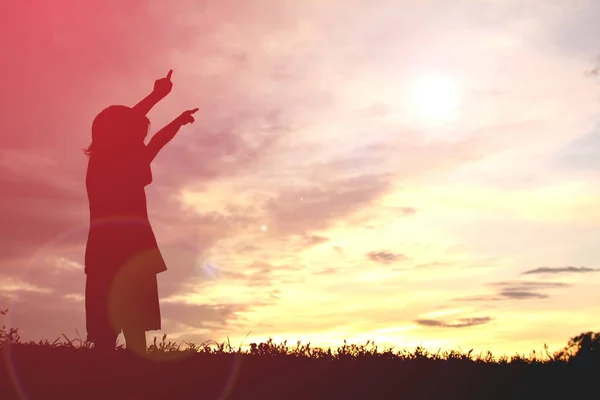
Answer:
[85, 265, 161, 342]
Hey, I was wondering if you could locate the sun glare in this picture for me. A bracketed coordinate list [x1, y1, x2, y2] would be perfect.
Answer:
[410, 73, 460, 124]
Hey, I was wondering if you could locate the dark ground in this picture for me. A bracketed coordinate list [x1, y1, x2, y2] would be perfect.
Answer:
[0, 343, 596, 400]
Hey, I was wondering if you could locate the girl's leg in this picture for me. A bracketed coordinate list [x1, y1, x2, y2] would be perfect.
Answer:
[123, 329, 147, 355]
[93, 332, 118, 351]
[86, 273, 118, 351]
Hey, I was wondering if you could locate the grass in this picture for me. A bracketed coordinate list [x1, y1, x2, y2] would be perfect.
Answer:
[1, 312, 598, 399]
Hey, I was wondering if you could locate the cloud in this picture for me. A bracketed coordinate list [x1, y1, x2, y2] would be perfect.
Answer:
[332, 246, 345, 257]
[265, 173, 394, 236]
[397, 207, 417, 216]
[0, 279, 54, 296]
[490, 281, 569, 290]
[497, 290, 548, 300]
[166, 259, 297, 308]
[303, 235, 330, 248]
[0, 148, 88, 268]
[220, 261, 279, 289]
[152, 109, 284, 185]
[415, 316, 492, 328]
[0, 278, 85, 343]
[456, 280, 568, 302]
[159, 302, 250, 332]
[0, 257, 86, 314]
[314, 267, 339, 276]
[366, 251, 407, 265]
[415, 261, 454, 269]
[522, 266, 599, 275]
[553, 124, 600, 172]
[456, 291, 548, 301]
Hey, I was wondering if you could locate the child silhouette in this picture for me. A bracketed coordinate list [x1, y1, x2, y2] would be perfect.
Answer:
[84, 70, 197, 355]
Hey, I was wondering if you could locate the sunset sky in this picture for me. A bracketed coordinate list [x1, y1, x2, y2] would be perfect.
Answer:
[2, 0, 600, 356]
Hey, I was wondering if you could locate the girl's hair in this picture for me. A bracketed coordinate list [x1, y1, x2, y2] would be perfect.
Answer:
[83, 105, 150, 157]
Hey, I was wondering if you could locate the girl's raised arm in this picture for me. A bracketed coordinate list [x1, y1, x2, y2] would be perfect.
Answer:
[132, 70, 173, 116]
[146, 108, 199, 162]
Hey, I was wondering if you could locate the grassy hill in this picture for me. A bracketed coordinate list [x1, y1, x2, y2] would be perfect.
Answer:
[1, 327, 599, 400]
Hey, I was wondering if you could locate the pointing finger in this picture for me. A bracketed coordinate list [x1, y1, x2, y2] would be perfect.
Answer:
[189, 108, 199, 114]
[166, 69, 173, 80]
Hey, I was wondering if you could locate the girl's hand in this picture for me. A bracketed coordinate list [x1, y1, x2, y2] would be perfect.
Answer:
[176, 108, 199, 126]
[153, 70, 173, 98]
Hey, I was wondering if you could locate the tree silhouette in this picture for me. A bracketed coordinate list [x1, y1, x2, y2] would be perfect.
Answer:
[555, 331, 600, 362]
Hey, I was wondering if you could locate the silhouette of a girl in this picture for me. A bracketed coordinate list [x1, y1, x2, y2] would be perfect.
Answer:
[84, 70, 197, 354]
